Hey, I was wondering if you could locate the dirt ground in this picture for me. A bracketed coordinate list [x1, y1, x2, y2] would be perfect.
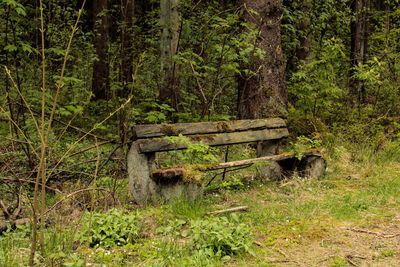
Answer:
[258, 215, 400, 266]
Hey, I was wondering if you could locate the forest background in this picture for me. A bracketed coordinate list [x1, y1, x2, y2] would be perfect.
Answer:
[1, 0, 400, 266]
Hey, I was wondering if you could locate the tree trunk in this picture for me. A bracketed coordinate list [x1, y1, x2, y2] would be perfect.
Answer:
[120, 0, 135, 97]
[286, 0, 312, 74]
[296, 1, 312, 64]
[160, 0, 180, 111]
[238, 0, 287, 119]
[350, 0, 369, 103]
[92, 0, 110, 100]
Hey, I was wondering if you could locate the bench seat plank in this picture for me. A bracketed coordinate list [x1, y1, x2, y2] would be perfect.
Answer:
[151, 150, 321, 180]
[136, 128, 289, 153]
[133, 118, 286, 139]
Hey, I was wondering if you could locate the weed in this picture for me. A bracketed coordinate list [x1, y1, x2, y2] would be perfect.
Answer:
[188, 214, 254, 257]
[169, 198, 209, 219]
[78, 208, 141, 248]
[376, 250, 395, 259]
[330, 256, 350, 266]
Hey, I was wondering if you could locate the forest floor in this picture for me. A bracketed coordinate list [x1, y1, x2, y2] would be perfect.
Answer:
[1, 142, 400, 266]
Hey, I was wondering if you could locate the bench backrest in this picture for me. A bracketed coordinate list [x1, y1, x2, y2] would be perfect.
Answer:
[132, 118, 289, 153]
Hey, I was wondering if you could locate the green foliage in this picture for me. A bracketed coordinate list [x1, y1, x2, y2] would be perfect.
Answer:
[163, 134, 218, 165]
[188, 214, 254, 257]
[290, 136, 322, 160]
[79, 209, 141, 248]
[169, 198, 209, 219]
[163, 1, 264, 119]
[206, 173, 248, 192]
[288, 38, 346, 121]
[63, 254, 85, 267]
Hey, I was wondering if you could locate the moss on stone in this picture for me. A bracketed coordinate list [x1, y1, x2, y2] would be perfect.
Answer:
[183, 167, 204, 184]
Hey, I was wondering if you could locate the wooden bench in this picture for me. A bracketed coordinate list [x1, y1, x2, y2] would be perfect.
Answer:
[127, 118, 325, 204]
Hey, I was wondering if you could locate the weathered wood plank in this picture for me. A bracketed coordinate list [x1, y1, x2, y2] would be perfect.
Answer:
[136, 128, 289, 153]
[133, 118, 286, 139]
[150, 151, 321, 179]
[151, 167, 185, 181]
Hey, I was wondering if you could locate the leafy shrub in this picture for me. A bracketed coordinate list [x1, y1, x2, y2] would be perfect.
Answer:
[79, 209, 141, 248]
[290, 135, 322, 159]
[188, 214, 254, 257]
[288, 38, 346, 122]
[163, 134, 218, 165]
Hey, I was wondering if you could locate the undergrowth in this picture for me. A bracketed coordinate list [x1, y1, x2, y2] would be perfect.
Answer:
[1, 137, 400, 266]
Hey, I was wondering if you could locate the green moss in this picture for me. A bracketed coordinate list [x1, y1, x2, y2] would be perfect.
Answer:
[217, 121, 232, 132]
[188, 134, 217, 142]
[180, 163, 220, 184]
[183, 168, 204, 184]
[190, 163, 218, 171]
[160, 124, 180, 136]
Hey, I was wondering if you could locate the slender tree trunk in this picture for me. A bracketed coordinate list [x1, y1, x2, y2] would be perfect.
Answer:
[350, 0, 369, 103]
[118, 0, 135, 144]
[238, 0, 287, 119]
[160, 0, 179, 111]
[296, 1, 312, 64]
[92, 0, 110, 100]
[120, 0, 135, 97]
[360, 0, 370, 103]
[286, 0, 312, 74]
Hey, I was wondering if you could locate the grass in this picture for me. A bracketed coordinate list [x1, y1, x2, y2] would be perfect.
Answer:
[1, 140, 400, 266]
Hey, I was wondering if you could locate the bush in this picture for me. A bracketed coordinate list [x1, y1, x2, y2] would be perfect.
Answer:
[79, 209, 141, 248]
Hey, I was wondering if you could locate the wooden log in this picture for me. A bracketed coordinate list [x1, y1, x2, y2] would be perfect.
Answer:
[133, 118, 286, 139]
[205, 206, 249, 216]
[137, 128, 289, 153]
[151, 151, 321, 179]
[151, 167, 185, 181]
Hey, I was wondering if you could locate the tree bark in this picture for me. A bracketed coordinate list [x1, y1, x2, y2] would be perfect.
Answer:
[286, 0, 312, 74]
[92, 0, 110, 100]
[296, 1, 312, 64]
[160, 0, 180, 111]
[238, 0, 287, 119]
[350, 0, 370, 103]
[120, 0, 135, 97]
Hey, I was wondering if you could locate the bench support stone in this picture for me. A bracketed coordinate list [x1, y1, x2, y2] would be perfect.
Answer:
[127, 141, 203, 204]
[257, 140, 283, 180]
[127, 142, 156, 204]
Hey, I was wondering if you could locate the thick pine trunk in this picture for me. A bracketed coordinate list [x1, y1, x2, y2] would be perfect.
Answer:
[238, 0, 287, 119]
[160, 0, 179, 111]
[92, 0, 110, 100]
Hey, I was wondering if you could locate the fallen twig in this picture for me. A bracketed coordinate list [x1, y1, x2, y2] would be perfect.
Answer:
[347, 227, 399, 238]
[254, 241, 264, 247]
[348, 228, 380, 236]
[345, 255, 359, 266]
[205, 206, 248, 216]
[347, 254, 366, 260]
[266, 259, 298, 264]
[382, 233, 400, 238]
